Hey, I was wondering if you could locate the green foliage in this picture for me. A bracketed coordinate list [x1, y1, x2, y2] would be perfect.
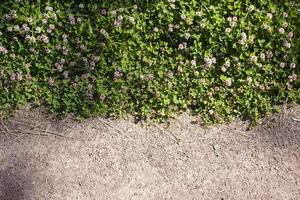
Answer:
[0, 0, 299, 124]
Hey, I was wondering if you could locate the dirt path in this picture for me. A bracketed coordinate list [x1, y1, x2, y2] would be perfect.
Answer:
[0, 106, 300, 200]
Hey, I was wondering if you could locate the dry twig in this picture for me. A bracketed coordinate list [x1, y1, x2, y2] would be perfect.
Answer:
[98, 118, 124, 134]
[292, 117, 300, 122]
[154, 124, 181, 144]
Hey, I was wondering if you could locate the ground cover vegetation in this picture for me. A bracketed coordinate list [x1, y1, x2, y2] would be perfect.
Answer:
[0, 0, 299, 125]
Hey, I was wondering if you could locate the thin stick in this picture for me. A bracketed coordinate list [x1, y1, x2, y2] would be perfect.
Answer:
[1, 119, 10, 132]
[45, 124, 51, 135]
[7, 120, 64, 136]
[154, 124, 181, 144]
[0, 119, 10, 139]
[13, 129, 76, 139]
[292, 117, 300, 122]
[9, 120, 42, 129]
[98, 118, 123, 134]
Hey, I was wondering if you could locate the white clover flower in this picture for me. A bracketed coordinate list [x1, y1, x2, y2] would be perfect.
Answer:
[284, 41, 291, 49]
[153, 27, 159, 32]
[290, 63, 296, 69]
[232, 16, 238, 22]
[45, 48, 51, 54]
[117, 15, 123, 21]
[241, 32, 247, 40]
[288, 32, 293, 38]
[209, 110, 214, 115]
[283, 12, 288, 18]
[63, 71, 69, 79]
[100, 29, 106, 34]
[196, 11, 202, 17]
[77, 17, 82, 23]
[266, 51, 273, 59]
[278, 28, 285, 34]
[42, 18, 47, 24]
[247, 77, 253, 83]
[225, 28, 231, 33]
[0, 46, 8, 54]
[58, 22, 63, 27]
[0, 32, 2, 36]
[221, 66, 227, 72]
[250, 55, 258, 63]
[225, 78, 232, 87]
[10, 10, 17, 18]
[30, 36, 36, 43]
[267, 13, 273, 20]
[204, 58, 212, 68]
[283, 21, 288, 28]
[45, 6, 53, 12]
[211, 57, 217, 64]
[262, 23, 269, 30]
[10, 74, 16, 81]
[280, 62, 286, 68]
[48, 77, 54, 86]
[185, 33, 191, 40]
[62, 46, 69, 55]
[191, 60, 196, 66]
[22, 24, 30, 32]
[288, 74, 297, 82]
[168, 27, 173, 32]
[180, 14, 186, 20]
[260, 53, 266, 61]
[14, 25, 20, 31]
[238, 40, 245, 46]
[178, 44, 184, 49]
[62, 34, 68, 39]
[114, 20, 122, 27]
[25, 35, 31, 41]
[227, 17, 232, 22]
[27, 17, 33, 23]
[79, 3, 84, 8]
[35, 27, 42, 33]
[10, 53, 16, 59]
[69, 15, 75, 23]
[49, 24, 55, 29]
[100, 9, 107, 15]
[47, 29, 52, 33]
[60, 59, 65, 64]
[224, 60, 231, 68]
[248, 5, 255, 12]
[52, 13, 57, 20]
[128, 16, 135, 24]
[38, 34, 49, 44]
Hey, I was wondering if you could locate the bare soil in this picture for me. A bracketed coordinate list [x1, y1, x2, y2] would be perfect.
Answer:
[0, 106, 300, 200]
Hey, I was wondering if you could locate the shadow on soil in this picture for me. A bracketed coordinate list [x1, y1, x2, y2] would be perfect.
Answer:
[0, 154, 33, 200]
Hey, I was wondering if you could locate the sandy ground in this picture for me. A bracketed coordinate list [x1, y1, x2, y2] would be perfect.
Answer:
[0, 106, 299, 200]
